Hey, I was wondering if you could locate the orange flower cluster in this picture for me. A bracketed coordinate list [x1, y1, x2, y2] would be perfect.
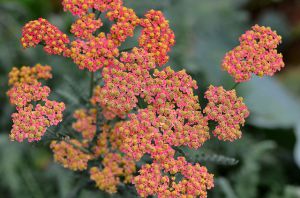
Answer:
[222, 25, 284, 82]
[62, 0, 123, 16]
[71, 13, 103, 39]
[51, 139, 91, 171]
[72, 108, 97, 141]
[90, 153, 136, 194]
[91, 48, 155, 119]
[7, 64, 65, 142]
[50, 110, 136, 194]
[203, 86, 250, 141]
[134, 159, 213, 198]
[21, 18, 70, 55]
[66, 33, 119, 71]
[107, 6, 140, 44]
[14, 0, 285, 197]
[21, 0, 175, 72]
[139, 10, 175, 66]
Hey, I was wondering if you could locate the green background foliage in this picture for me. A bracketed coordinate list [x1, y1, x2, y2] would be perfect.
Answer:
[1, 0, 300, 197]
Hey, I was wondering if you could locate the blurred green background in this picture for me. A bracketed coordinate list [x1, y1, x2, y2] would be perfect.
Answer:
[1, 0, 300, 197]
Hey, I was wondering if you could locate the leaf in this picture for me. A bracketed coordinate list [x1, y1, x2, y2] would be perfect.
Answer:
[241, 76, 300, 128]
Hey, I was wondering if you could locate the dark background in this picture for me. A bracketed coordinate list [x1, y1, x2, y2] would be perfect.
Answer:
[1, 0, 300, 197]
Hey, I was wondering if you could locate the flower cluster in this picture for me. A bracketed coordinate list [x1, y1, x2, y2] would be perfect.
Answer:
[71, 13, 103, 39]
[8, 64, 52, 86]
[203, 86, 249, 141]
[107, 6, 140, 44]
[7, 64, 65, 142]
[134, 158, 213, 198]
[21, 18, 70, 55]
[91, 48, 155, 119]
[90, 153, 136, 194]
[62, 0, 123, 16]
[222, 25, 284, 82]
[72, 108, 97, 140]
[139, 10, 175, 66]
[21, 0, 175, 72]
[50, 139, 92, 171]
[51, 109, 137, 194]
[103, 62, 213, 196]
[14, 0, 285, 197]
[66, 33, 119, 71]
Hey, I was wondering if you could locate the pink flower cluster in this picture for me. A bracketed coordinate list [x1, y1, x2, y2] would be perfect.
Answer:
[8, 64, 52, 86]
[21, 1, 175, 73]
[91, 48, 155, 119]
[134, 157, 213, 198]
[107, 6, 140, 44]
[71, 13, 103, 39]
[203, 86, 250, 141]
[51, 139, 92, 171]
[21, 18, 70, 55]
[7, 64, 65, 142]
[62, 0, 123, 16]
[139, 10, 175, 66]
[16, 0, 269, 197]
[90, 153, 136, 194]
[51, 113, 137, 193]
[72, 108, 97, 141]
[222, 25, 284, 82]
[66, 33, 119, 71]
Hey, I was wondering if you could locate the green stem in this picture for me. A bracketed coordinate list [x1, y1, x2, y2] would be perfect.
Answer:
[64, 138, 91, 154]
[231, 82, 240, 90]
[89, 72, 95, 99]
[120, 47, 134, 52]
[172, 147, 192, 162]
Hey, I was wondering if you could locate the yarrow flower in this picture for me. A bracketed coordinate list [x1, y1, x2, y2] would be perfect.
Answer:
[72, 108, 97, 141]
[91, 48, 155, 119]
[14, 0, 285, 197]
[8, 64, 52, 86]
[66, 33, 119, 71]
[139, 10, 175, 66]
[21, 18, 70, 55]
[51, 139, 92, 171]
[222, 24, 284, 82]
[203, 85, 250, 141]
[134, 158, 214, 198]
[50, 109, 137, 194]
[62, 0, 123, 16]
[90, 153, 136, 194]
[7, 64, 65, 142]
[107, 6, 140, 44]
[71, 13, 103, 39]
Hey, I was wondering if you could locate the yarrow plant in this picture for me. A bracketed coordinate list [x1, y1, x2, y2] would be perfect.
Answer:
[6, 0, 285, 197]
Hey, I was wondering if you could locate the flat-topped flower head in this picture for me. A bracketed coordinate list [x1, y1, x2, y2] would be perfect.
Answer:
[7, 65, 65, 142]
[7, 82, 50, 108]
[21, 18, 70, 55]
[8, 64, 52, 86]
[91, 48, 155, 119]
[134, 158, 214, 198]
[62, 0, 123, 16]
[73, 108, 97, 141]
[203, 86, 249, 141]
[71, 13, 103, 39]
[51, 139, 92, 171]
[68, 33, 119, 71]
[107, 6, 140, 44]
[90, 153, 136, 194]
[139, 10, 175, 66]
[222, 24, 284, 82]
[10, 100, 65, 142]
